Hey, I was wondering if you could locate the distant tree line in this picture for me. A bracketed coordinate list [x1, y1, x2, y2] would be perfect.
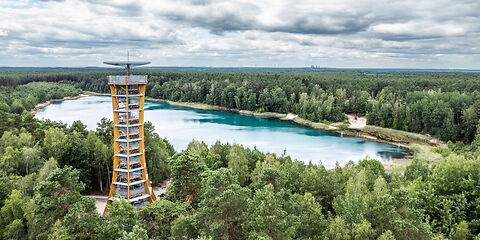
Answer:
[2, 69, 480, 143]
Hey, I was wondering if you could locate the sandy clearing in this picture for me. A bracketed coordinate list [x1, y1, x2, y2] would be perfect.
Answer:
[284, 113, 298, 120]
[346, 114, 366, 129]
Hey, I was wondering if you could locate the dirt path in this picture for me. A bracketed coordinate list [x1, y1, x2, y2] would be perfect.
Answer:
[89, 195, 108, 214]
[346, 114, 366, 129]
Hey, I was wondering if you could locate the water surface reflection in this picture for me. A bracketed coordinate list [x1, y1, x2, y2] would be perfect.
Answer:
[36, 96, 412, 168]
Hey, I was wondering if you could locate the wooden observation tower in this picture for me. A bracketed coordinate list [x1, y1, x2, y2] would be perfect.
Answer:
[103, 60, 156, 214]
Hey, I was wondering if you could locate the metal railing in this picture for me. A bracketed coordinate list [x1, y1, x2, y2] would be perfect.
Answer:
[117, 155, 141, 164]
[118, 112, 139, 121]
[118, 127, 140, 137]
[108, 75, 147, 84]
[119, 141, 140, 150]
[114, 186, 145, 196]
[117, 98, 140, 105]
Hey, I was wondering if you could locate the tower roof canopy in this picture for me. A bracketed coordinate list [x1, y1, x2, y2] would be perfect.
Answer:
[103, 61, 150, 67]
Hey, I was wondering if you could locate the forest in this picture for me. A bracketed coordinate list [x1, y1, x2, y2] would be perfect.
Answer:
[0, 69, 480, 239]
[2, 69, 480, 143]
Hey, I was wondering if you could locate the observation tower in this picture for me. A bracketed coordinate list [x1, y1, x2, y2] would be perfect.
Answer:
[103, 60, 156, 214]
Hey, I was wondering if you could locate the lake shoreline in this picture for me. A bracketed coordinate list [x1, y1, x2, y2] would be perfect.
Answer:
[47, 91, 443, 169]
[143, 99, 441, 150]
[80, 91, 443, 150]
[30, 94, 90, 115]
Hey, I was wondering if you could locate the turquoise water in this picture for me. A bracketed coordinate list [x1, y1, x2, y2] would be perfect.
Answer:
[35, 96, 411, 168]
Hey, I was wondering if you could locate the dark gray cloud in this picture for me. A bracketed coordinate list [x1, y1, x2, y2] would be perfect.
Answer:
[83, 0, 144, 17]
[157, 0, 260, 34]
[264, 15, 371, 35]
[163, 12, 255, 34]
[157, 2, 374, 35]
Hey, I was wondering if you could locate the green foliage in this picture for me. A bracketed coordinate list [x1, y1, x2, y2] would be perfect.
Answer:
[4, 218, 27, 239]
[227, 144, 250, 186]
[170, 213, 199, 240]
[199, 168, 251, 239]
[145, 122, 172, 183]
[250, 154, 285, 191]
[333, 171, 370, 226]
[351, 220, 376, 240]
[323, 217, 376, 240]
[404, 158, 430, 181]
[20, 146, 43, 175]
[96, 117, 114, 143]
[37, 157, 58, 183]
[356, 159, 387, 190]
[289, 192, 328, 239]
[0, 130, 45, 176]
[168, 151, 206, 203]
[100, 199, 140, 240]
[370, 186, 431, 239]
[138, 199, 189, 240]
[0, 190, 27, 239]
[49, 220, 72, 240]
[118, 225, 148, 240]
[453, 221, 470, 240]
[187, 140, 209, 160]
[42, 127, 66, 161]
[63, 197, 101, 240]
[421, 154, 480, 235]
[378, 230, 396, 240]
[210, 141, 231, 168]
[204, 152, 222, 170]
[31, 166, 87, 239]
[244, 184, 298, 240]
[57, 131, 92, 189]
[323, 216, 351, 240]
[69, 120, 88, 136]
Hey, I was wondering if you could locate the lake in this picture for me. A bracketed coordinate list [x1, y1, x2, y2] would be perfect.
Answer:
[35, 95, 411, 168]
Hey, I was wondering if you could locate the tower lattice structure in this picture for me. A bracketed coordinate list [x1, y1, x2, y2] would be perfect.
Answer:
[103, 61, 156, 214]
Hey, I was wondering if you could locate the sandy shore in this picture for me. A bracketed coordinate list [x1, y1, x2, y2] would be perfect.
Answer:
[30, 94, 89, 115]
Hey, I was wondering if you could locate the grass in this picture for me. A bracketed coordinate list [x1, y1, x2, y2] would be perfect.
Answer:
[410, 143, 444, 163]
[385, 143, 444, 174]
[292, 117, 332, 130]
[363, 125, 433, 143]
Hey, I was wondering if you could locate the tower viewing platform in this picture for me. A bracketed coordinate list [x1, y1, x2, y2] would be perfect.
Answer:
[103, 61, 156, 214]
[108, 75, 147, 85]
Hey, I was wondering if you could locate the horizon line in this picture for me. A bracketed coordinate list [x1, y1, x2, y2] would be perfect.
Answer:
[0, 66, 479, 72]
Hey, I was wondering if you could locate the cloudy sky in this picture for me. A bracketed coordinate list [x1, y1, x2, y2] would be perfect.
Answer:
[1, 0, 479, 68]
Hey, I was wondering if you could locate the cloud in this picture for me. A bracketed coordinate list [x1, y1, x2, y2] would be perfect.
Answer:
[1, 1, 180, 48]
[155, 0, 375, 35]
[0, 0, 479, 68]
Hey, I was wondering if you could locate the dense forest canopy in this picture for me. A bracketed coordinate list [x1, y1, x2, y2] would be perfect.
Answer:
[0, 70, 480, 239]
